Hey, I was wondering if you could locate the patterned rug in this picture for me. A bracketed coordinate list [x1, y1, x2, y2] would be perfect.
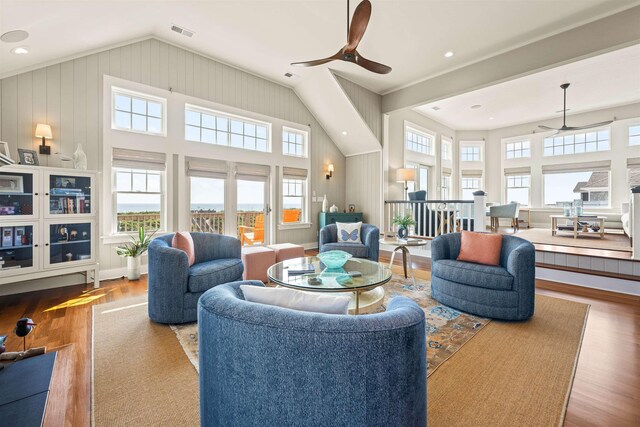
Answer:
[172, 274, 490, 376]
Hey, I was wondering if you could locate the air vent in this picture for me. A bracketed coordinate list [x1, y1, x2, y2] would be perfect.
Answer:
[171, 24, 195, 38]
[284, 72, 300, 79]
[432, 106, 440, 111]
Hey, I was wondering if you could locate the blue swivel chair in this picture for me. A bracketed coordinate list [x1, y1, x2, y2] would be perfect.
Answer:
[198, 281, 427, 427]
[319, 223, 380, 261]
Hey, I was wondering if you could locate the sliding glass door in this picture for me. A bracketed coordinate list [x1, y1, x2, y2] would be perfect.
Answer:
[236, 179, 269, 246]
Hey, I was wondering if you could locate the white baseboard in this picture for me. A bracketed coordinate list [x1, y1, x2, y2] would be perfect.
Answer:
[99, 265, 149, 281]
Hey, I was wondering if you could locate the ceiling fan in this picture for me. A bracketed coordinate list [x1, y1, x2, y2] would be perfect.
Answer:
[538, 83, 613, 134]
[290, 0, 391, 74]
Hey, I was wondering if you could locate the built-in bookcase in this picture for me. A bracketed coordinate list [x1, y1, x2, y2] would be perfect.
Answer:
[0, 165, 98, 288]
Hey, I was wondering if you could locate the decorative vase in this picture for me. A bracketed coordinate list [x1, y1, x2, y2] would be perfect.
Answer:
[322, 195, 328, 213]
[127, 256, 141, 280]
[397, 226, 408, 239]
[329, 204, 338, 213]
[73, 144, 88, 170]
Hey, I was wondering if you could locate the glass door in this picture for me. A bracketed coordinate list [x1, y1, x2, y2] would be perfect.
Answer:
[236, 179, 269, 246]
[0, 223, 39, 276]
[45, 171, 94, 218]
[45, 220, 95, 268]
[190, 176, 225, 234]
[0, 170, 39, 219]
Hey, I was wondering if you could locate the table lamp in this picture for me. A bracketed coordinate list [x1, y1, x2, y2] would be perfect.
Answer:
[396, 168, 416, 200]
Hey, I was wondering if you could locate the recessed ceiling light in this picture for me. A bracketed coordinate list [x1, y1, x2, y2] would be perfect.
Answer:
[471, 104, 481, 109]
[432, 106, 441, 111]
[11, 46, 29, 55]
[444, 51, 454, 58]
[341, 131, 348, 135]
[489, 117, 494, 120]
[1, 30, 29, 43]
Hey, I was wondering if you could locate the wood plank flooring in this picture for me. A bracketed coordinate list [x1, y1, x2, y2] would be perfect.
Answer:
[0, 251, 637, 426]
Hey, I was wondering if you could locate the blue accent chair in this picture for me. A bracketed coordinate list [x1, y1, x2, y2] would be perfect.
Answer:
[148, 232, 244, 324]
[198, 281, 427, 427]
[319, 223, 380, 261]
[430, 232, 535, 320]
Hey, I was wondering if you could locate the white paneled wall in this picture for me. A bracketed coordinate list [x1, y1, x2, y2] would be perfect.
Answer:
[335, 74, 383, 142]
[346, 151, 383, 228]
[0, 37, 346, 285]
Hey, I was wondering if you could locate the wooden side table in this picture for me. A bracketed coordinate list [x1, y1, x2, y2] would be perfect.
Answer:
[380, 238, 427, 281]
[518, 208, 531, 229]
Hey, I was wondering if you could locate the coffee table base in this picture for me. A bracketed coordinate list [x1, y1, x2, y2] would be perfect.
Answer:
[348, 287, 385, 315]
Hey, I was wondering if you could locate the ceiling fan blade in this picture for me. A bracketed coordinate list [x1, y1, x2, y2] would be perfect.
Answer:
[561, 120, 614, 131]
[353, 50, 391, 74]
[345, 0, 372, 52]
[291, 50, 342, 68]
[538, 125, 556, 131]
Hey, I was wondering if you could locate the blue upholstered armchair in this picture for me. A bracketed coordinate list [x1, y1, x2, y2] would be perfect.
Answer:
[148, 232, 244, 324]
[430, 232, 535, 320]
[198, 281, 427, 427]
[319, 223, 380, 261]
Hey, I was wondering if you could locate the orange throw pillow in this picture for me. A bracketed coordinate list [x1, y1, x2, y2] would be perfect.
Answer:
[457, 231, 503, 266]
[172, 232, 195, 266]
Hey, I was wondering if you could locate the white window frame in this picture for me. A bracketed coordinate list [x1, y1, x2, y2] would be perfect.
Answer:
[543, 128, 610, 157]
[461, 177, 481, 199]
[542, 169, 611, 208]
[506, 175, 530, 206]
[111, 87, 167, 136]
[185, 104, 271, 153]
[441, 175, 451, 200]
[405, 162, 430, 197]
[281, 177, 307, 225]
[629, 124, 640, 146]
[278, 170, 311, 230]
[405, 126, 434, 155]
[112, 167, 166, 234]
[282, 127, 308, 158]
[461, 145, 482, 162]
[441, 138, 452, 161]
[505, 140, 531, 159]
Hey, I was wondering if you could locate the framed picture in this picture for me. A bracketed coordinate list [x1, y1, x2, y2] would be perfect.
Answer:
[18, 148, 39, 166]
[348, 204, 356, 213]
[0, 175, 24, 193]
[0, 141, 14, 165]
[54, 177, 76, 189]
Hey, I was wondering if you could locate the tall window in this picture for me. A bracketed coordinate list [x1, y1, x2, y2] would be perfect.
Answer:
[505, 140, 530, 159]
[405, 163, 429, 197]
[461, 146, 481, 162]
[405, 127, 433, 154]
[190, 177, 225, 234]
[185, 105, 270, 152]
[441, 175, 450, 200]
[543, 170, 610, 207]
[543, 129, 610, 156]
[112, 88, 165, 135]
[282, 128, 307, 157]
[282, 178, 305, 224]
[506, 175, 530, 205]
[629, 125, 640, 146]
[441, 139, 452, 161]
[115, 168, 163, 232]
[461, 177, 480, 200]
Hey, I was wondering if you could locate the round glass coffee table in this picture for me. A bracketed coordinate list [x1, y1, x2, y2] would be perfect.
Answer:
[267, 256, 392, 315]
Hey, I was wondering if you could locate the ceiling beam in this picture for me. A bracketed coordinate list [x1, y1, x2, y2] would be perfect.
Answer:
[382, 5, 640, 114]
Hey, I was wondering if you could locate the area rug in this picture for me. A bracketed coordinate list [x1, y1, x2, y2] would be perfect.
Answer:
[171, 274, 491, 376]
[92, 297, 199, 426]
[517, 227, 631, 252]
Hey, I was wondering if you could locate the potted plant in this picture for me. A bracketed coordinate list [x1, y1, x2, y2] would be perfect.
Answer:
[392, 214, 415, 239]
[116, 227, 156, 280]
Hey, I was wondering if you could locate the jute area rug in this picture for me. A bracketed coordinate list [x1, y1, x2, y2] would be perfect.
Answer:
[517, 227, 631, 252]
[93, 275, 589, 426]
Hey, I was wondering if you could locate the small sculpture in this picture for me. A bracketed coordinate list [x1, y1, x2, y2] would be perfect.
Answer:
[329, 204, 338, 213]
[73, 144, 88, 170]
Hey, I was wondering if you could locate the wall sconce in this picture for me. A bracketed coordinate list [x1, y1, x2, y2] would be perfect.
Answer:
[35, 124, 52, 155]
[326, 163, 334, 180]
[396, 168, 416, 200]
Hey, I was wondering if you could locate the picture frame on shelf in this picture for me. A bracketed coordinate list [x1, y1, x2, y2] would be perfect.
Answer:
[54, 176, 76, 189]
[0, 175, 24, 193]
[17, 148, 39, 166]
[0, 142, 14, 165]
[348, 204, 356, 213]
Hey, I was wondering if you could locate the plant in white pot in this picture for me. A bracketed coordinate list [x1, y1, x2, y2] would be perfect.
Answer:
[116, 227, 156, 280]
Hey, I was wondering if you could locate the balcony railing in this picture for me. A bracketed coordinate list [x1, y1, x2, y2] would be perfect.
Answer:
[384, 200, 476, 238]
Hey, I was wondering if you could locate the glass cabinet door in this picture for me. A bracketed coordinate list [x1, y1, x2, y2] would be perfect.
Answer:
[0, 171, 39, 219]
[0, 223, 39, 276]
[46, 172, 94, 216]
[46, 221, 94, 267]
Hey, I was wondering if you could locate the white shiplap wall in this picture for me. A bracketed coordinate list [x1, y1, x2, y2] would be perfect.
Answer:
[0, 37, 345, 288]
[335, 74, 383, 143]
[346, 151, 383, 228]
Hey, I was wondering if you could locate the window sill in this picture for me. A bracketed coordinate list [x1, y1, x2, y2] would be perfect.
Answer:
[277, 222, 312, 231]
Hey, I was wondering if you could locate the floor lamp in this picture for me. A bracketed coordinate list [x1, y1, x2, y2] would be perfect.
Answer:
[396, 168, 416, 200]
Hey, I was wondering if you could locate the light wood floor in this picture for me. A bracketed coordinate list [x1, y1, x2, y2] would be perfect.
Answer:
[0, 251, 638, 426]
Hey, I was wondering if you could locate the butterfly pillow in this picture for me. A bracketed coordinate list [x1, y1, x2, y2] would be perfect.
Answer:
[336, 222, 362, 243]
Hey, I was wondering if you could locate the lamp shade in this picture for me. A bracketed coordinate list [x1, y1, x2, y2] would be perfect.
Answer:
[396, 168, 416, 182]
[328, 164, 334, 173]
[35, 124, 52, 139]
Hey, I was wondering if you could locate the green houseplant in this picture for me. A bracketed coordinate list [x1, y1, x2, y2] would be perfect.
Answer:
[116, 227, 156, 280]
[392, 214, 415, 239]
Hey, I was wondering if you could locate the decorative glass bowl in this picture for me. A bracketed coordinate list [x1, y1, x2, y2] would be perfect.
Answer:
[317, 250, 352, 269]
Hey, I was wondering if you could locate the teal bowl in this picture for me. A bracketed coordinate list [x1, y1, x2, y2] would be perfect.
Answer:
[317, 250, 352, 269]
